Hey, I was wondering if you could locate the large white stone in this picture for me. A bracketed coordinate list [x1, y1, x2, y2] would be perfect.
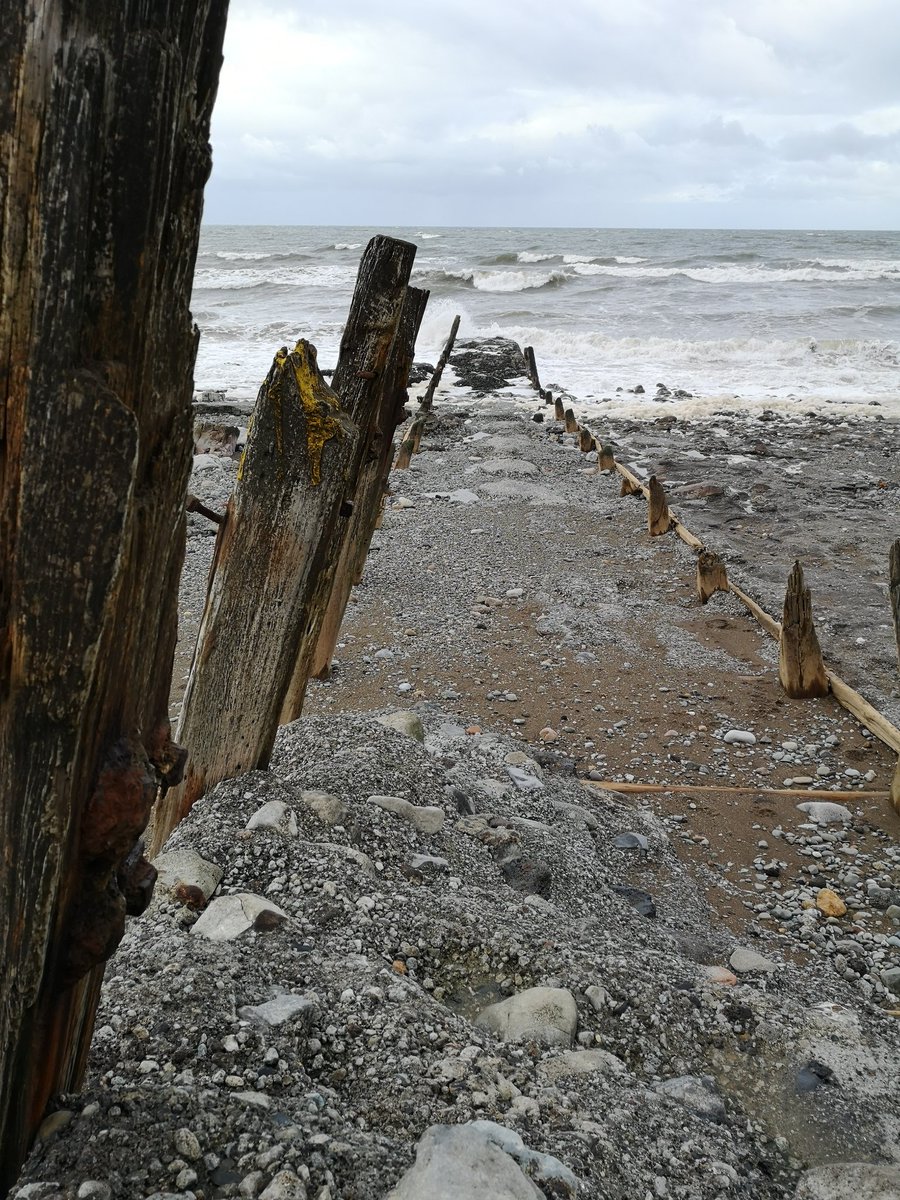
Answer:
[191, 893, 288, 942]
[796, 801, 852, 825]
[300, 790, 346, 826]
[238, 994, 317, 1029]
[153, 849, 222, 902]
[246, 800, 298, 836]
[729, 947, 778, 975]
[387, 1122, 579, 1200]
[387, 1124, 542, 1199]
[794, 1163, 900, 1200]
[475, 987, 577, 1047]
[723, 729, 756, 746]
[368, 794, 444, 834]
[377, 710, 426, 742]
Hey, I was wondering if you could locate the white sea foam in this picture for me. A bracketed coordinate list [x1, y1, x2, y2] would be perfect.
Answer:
[194, 263, 358, 291]
[215, 250, 276, 261]
[478, 321, 900, 411]
[438, 267, 568, 292]
[569, 262, 900, 283]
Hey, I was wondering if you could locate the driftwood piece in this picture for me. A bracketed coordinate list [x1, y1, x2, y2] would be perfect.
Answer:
[186, 494, 225, 526]
[310, 287, 429, 682]
[523, 345, 544, 397]
[778, 561, 829, 699]
[0, 1, 228, 1186]
[564, 408, 579, 434]
[554, 396, 565, 421]
[891, 538, 900, 670]
[826, 673, 900, 755]
[419, 313, 460, 413]
[696, 549, 728, 603]
[647, 476, 672, 536]
[584, 781, 889, 802]
[579, 429, 596, 453]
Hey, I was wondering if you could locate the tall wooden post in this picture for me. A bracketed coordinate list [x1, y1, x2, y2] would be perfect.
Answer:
[891, 539, 900, 814]
[778, 561, 828, 698]
[151, 238, 417, 851]
[648, 476, 672, 536]
[890, 538, 900, 671]
[307, 287, 429, 684]
[0, 2, 229, 1188]
[419, 313, 460, 413]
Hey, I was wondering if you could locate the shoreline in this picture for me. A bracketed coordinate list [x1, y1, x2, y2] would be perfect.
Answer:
[15, 338, 899, 1200]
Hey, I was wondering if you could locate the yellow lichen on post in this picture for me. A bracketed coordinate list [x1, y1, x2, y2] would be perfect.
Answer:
[286, 340, 343, 487]
[238, 341, 343, 487]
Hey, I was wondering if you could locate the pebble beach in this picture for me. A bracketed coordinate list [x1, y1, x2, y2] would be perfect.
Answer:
[12, 235, 900, 1200]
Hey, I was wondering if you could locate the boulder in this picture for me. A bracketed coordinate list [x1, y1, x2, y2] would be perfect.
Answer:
[299, 789, 347, 826]
[153, 849, 222, 903]
[377, 711, 426, 742]
[369, 794, 444, 834]
[386, 1124, 542, 1199]
[238, 994, 318, 1030]
[246, 800, 298, 836]
[475, 987, 577, 1047]
[794, 1163, 900, 1199]
[729, 947, 778, 975]
[191, 893, 288, 942]
[387, 1121, 579, 1200]
[797, 801, 852, 825]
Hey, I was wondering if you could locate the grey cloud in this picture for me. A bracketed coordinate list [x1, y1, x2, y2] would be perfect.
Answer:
[204, 0, 900, 228]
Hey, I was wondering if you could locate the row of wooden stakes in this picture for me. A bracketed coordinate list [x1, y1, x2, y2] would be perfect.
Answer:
[524, 364, 900, 814]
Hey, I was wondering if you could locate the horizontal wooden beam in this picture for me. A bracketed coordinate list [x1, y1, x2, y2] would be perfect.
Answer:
[583, 780, 890, 802]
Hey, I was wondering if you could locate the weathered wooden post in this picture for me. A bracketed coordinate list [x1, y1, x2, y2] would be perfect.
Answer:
[891, 538, 900, 670]
[778, 561, 828, 698]
[419, 313, 460, 413]
[697, 549, 729, 603]
[151, 237, 417, 851]
[648, 476, 672, 535]
[0, 1, 229, 1187]
[394, 421, 420, 470]
[523, 345, 545, 398]
[308, 287, 429, 684]
[891, 539, 900, 813]
[620, 473, 641, 496]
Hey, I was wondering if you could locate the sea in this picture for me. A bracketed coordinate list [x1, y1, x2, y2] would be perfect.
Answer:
[192, 226, 900, 416]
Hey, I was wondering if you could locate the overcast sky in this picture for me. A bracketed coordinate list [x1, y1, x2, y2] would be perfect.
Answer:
[203, 0, 900, 229]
